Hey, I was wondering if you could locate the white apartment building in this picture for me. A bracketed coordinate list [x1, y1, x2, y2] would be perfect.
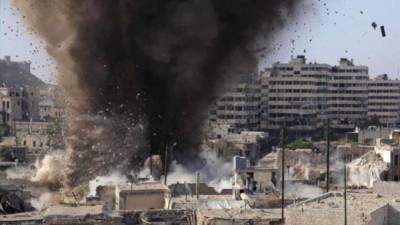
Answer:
[209, 73, 261, 133]
[368, 74, 400, 127]
[209, 56, 400, 135]
[264, 56, 370, 132]
[328, 58, 369, 129]
[266, 55, 330, 132]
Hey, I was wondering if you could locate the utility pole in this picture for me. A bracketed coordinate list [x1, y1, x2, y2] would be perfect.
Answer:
[196, 172, 200, 199]
[344, 155, 348, 225]
[280, 126, 286, 221]
[164, 143, 169, 185]
[325, 118, 330, 192]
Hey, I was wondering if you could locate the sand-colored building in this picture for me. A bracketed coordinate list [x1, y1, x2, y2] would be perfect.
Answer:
[115, 182, 170, 211]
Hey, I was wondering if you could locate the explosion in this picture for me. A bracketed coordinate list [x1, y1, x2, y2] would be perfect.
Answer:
[14, 0, 302, 187]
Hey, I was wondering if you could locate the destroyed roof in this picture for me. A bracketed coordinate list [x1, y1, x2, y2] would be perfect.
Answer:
[169, 183, 218, 196]
[118, 182, 169, 193]
[254, 152, 279, 169]
[44, 205, 104, 217]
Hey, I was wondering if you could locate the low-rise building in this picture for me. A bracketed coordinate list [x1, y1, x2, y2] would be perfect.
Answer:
[213, 131, 269, 164]
[115, 182, 170, 211]
[13, 121, 51, 155]
[374, 138, 400, 181]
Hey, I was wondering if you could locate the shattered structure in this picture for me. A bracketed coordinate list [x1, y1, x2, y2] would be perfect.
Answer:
[14, 0, 303, 187]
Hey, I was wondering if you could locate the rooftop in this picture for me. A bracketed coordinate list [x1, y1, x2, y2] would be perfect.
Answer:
[118, 182, 169, 193]
[286, 190, 400, 225]
[0, 212, 42, 222]
[197, 208, 281, 222]
[44, 204, 104, 217]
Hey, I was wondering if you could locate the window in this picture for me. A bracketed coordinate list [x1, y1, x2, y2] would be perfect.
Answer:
[6, 101, 9, 109]
[33, 141, 36, 147]
[23, 140, 26, 146]
[395, 155, 399, 166]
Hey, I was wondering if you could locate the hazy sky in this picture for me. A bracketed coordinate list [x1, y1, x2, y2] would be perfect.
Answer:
[0, 0, 399, 82]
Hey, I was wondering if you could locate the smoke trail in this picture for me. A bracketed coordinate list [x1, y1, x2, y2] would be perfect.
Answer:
[14, 0, 302, 187]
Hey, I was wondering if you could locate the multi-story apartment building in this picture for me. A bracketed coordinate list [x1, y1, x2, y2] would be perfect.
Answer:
[264, 56, 370, 133]
[266, 55, 330, 133]
[209, 73, 261, 133]
[329, 58, 369, 129]
[368, 74, 400, 127]
[209, 55, 400, 136]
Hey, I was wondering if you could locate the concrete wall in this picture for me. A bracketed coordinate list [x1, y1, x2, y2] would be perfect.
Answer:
[367, 204, 389, 225]
[387, 205, 400, 225]
[285, 208, 359, 225]
[373, 182, 400, 197]
[254, 170, 273, 192]
[118, 192, 166, 210]
[0, 221, 41, 225]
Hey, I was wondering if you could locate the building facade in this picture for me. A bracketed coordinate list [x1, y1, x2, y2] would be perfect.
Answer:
[266, 56, 370, 132]
[266, 55, 330, 133]
[209, 73, 262, 133]
[367, 74, 400, 127]
[329, 58, 369, 129]
[0, 85, 12, 135]
[209, 56, 400, 135]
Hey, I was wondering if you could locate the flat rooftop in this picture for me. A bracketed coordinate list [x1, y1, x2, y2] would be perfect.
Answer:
[198, 208, 282, 222]
[286, 189, 400, 225]
[118, 182, 169, 193]
[0, 212, 42, 222]
[45, 205, 104, 217]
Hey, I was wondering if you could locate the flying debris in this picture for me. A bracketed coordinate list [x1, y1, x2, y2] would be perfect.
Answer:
[380, 25, 386, 37]
[371, 22, 377, 30]
[16, 0, 304, 187]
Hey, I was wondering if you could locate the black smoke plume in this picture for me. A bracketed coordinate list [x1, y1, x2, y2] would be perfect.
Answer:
[15, 0, 301, 187]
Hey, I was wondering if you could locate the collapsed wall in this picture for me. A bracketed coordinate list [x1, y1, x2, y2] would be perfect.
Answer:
[347, 151, 388, 188]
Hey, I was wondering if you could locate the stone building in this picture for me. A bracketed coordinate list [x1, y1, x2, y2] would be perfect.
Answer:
[12, 121, 51, 155]
[115, 182, 170, 211]
[38, 85, 65, 121]
[375, 138, 400, 181]
[8, 86, 41, 121]
[0, 85, 12, 135]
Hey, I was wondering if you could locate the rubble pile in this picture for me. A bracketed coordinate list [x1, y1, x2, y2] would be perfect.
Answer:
[348, 151, 388, 188]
